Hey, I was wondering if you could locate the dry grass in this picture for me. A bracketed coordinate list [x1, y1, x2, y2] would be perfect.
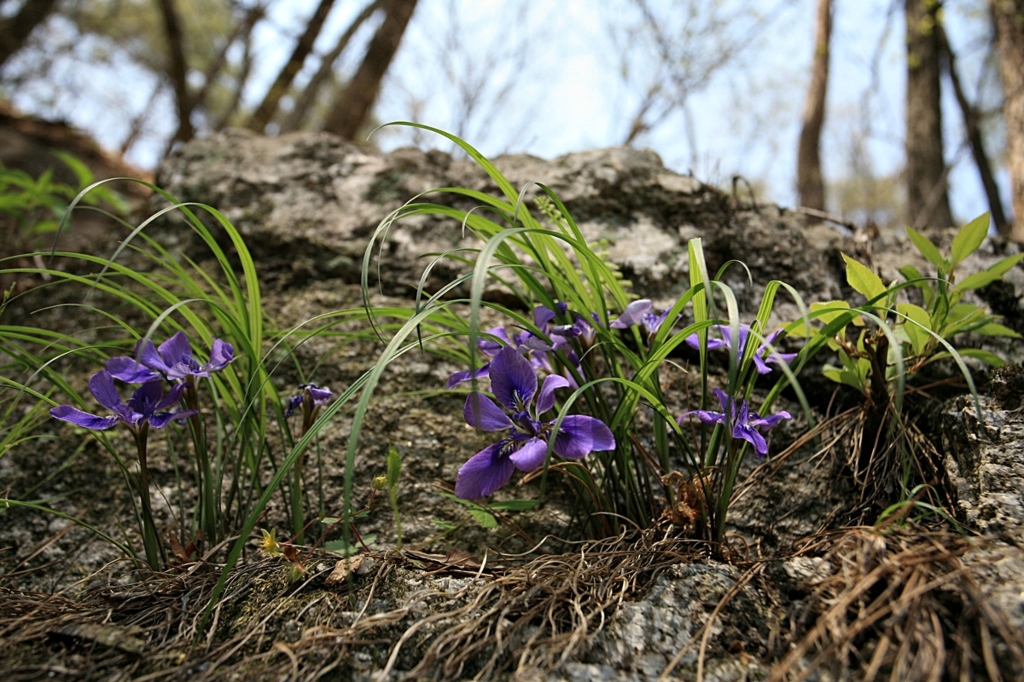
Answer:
[2, 522, 1021, 681]
[774, 526, 1024, 681]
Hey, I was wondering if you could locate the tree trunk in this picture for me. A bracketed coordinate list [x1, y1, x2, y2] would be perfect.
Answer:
[905, 0, 954, 229]
[992, 0, 1024, 242]
[157, 0, 194, 147]
[797, 0, 832, 212]
[281, 0, 383, 133]
[248, 0, 338, 133]
[322, 0, 418, 140]
[0, 0, 59, 69]
[937, 23, 1009, 234]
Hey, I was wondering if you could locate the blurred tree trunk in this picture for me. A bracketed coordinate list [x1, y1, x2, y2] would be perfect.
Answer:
[905, 0, 954, 229]
[322, 0, 418, 140]
[248, 0, 338, 133]
[937, 23, 1008, 234]
[281, 0, 384, 133]
[992, 0, 1024, 242]
[157, 0, 194, 147]
[0, 0, 59, 69]
[797, 0, 832, 212]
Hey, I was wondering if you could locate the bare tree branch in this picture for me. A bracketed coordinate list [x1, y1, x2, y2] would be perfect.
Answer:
[937, 22, 1008, 233]
[0, 0, 59, 70]
[248, 0, 338, 133]
[322, 0, 419, 140]
[905, 0, 954, 229]
[797, 0, 832, 212]
[157, 0, 194, 147]
[991, 0, 1024, 241]
[192, 3, 266, 131]
[280, 0, 384, 133]
[214, 25, 257, 132]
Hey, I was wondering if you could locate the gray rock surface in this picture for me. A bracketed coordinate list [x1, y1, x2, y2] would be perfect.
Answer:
[942, 377, 1024, 639]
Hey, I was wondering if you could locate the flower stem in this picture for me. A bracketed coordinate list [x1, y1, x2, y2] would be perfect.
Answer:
[184, 379, 218, 549]
[133, 424, 162, 570]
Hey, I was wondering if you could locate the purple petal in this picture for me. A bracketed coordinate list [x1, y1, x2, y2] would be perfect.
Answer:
[285, 395, 303, 418]
[464, 392, 513, 431]
[158, 331, 192, 365]
[520, 334, 553, 352]
[154, 381, 187, 411]
[149, 409, 198, 429]
[455, 442, 515, 499]
[695, 409, 727, 424]
[533, 305, 556, 330]
[509, 437, 549, 471]
[610, 300, 652, 329]
[752, 355, 773, 374]
[205, 338, 234, 371]
[478, 327, 509, 356]
[105, 356, 162, 383]
[642, 310, 670, 335]
[447, 364, 490, 389]
[751, 410, 792, 430]
[551, 415, 615, 459]
[536, 374, 570, 414]
[736, 399, 751, 426]
[734, 423, 769, 456]
[767, 351, 798, 368]
[89, 371, 125, 412]
[49, 405, 120, 430]
[308, 385, 333, 406]
[127, 380, 166, 415]
[711, 388, 734, 415]
[137, 339, 173, 374]
[489, 346, 537, 410]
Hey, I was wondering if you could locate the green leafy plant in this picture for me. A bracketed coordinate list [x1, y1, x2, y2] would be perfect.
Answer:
[0, 152, 127, 255]
[355, 123, 808, 551]
[792, 213, 1020, 513]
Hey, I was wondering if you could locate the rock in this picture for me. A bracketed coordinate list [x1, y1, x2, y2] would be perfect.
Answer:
[941, 378, 1024, 638]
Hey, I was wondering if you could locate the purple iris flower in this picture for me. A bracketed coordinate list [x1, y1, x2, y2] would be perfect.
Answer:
[610, 299, 671, 336]
[676, 388, 791, 457]
[456, 346, 615, 499]
[106, 331, 234, 383]
[285, 383, 334, 418]
[50, 370, 197, 432]
[447, 305, 581, 389]
[684, 324, 797, 374]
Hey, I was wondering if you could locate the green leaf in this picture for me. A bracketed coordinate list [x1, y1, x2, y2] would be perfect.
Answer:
[386, 445, 401, 490]
[955, 270, 1002, 292]
[905, 227, 946, 268]
[950, 213, 990, 267]
[466, 508, 497, 528]
[842, 254, 887, 302]
[985, 252, 1024, 278]
[54, 151, 95, 188]
[896, 303, 931, 355]
[974, 322, 1022, 338]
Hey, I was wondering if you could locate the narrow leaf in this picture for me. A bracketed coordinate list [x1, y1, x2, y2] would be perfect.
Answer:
[974, 322, 1022, 338]
[950, 213, 990, 267]
[905, 227, 945, 269]
[842, 254, 886, 302]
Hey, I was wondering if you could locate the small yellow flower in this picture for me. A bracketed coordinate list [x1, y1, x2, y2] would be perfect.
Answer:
[372, 475, 387, 491]
[260, 528, 282, 557]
